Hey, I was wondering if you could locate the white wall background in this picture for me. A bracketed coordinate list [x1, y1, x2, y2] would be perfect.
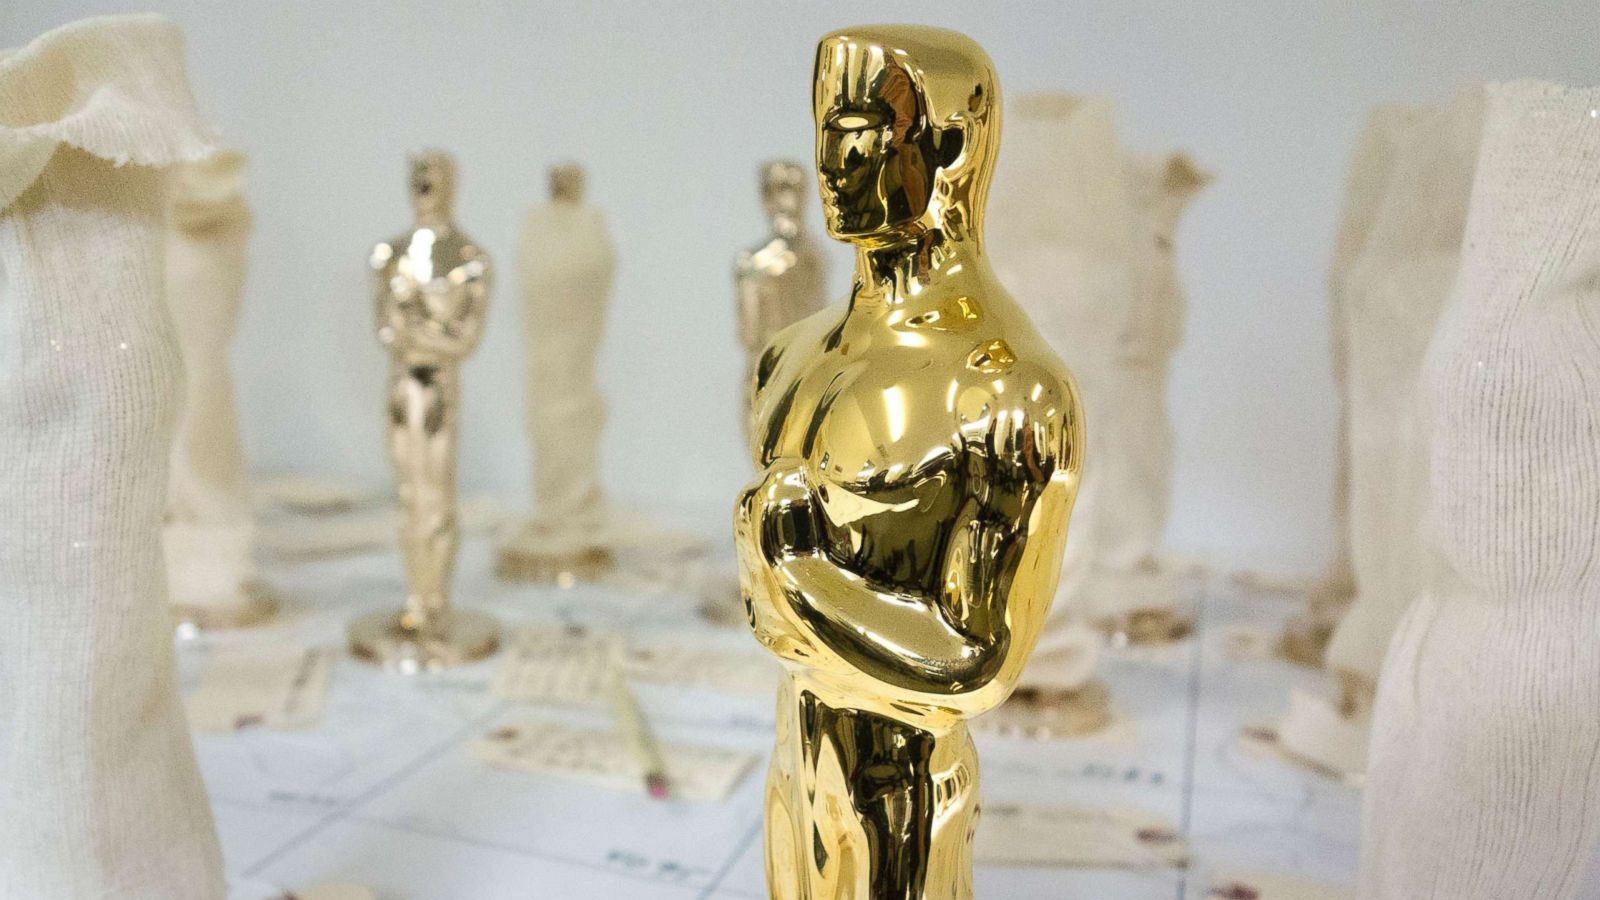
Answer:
[5, 1, 1595, 576]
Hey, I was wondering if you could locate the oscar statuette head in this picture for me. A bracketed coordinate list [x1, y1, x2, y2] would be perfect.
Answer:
[812, 25, 999, 247]
[407, 149, 456, 224]
[548, 162, 585, 204]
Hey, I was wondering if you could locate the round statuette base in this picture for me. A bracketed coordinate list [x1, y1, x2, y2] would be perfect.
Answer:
[1103, 607, 1194, 646]
[172, 578, 281, 634]
[980, 679, 1114, 739]
[495, 543, 612, 586]
[347, 607, 500, 672]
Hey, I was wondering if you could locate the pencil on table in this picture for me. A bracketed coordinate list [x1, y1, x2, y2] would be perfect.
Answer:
[608, 667, 669, 799]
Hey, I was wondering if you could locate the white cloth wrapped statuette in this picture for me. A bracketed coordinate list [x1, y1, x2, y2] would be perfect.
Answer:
[1311, 104, 1426, 619]
[1280, 94, 1481, 776]
[163, 150, 271, 628]
[1361, 80, 1600, 900]
[498, 165, 618, 582]
[0, 14, 224, 899]
[1095, 151, 1210, 574]
[1326, 89, 1482, 687]
[1075, 151, 1212, 641]
[1272, 105, 1432, 769]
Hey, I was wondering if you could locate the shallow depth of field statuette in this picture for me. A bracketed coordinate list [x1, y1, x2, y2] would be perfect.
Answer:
[1277, 92, 1481, 778]
[1281, 104, 1423, 666]
[735, 26, 1083, 900]
[349, 150, 498, 670]
[735, 159, 827, 450]
[496, 163, 618, 584]
[1086, 150, 1212, 644]
[163, 149, 278, 630]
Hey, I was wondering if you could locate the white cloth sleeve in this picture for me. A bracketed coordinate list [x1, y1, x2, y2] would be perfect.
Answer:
[1360, 79, 1600, 900]
[0, 15, 224, 899]
[1326, 88, 1482, 681]
[164, 151, 256, 609]
[520, 203, 615, 542]
[1317, 105, 1424, 597]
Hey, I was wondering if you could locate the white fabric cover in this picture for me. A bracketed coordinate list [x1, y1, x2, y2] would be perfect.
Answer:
[1274, 106, 1430, 775]
[1314, 105, 1425, 604]
[164, 150, 255, 610]
[0, 15, 224, 899]
[1095, 151, 1211, 574]
[988, 92, 1135, 624]
[517, 198, 616, 552]
[1361, 80, 1600, 900]
[1325, 89, 1482, 681]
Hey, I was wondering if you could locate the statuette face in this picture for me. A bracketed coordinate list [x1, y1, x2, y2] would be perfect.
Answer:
[737, 26, 1082, 900]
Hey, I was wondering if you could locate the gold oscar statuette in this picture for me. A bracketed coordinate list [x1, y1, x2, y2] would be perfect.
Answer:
[735, 25, 1084, 900]
[349, 150, 500, 671]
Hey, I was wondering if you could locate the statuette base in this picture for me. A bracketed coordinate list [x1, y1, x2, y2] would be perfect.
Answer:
[347, 607, 500, 672]
[981, 680, 1114, 739]
[1103, 607, 1194, 646]
[172, 578, 280, 633]
[1277, 576, 1354, 668]
[495, 540, 612, 585]
[1265, 669, 1374, 781]
[1082, 563, 1196, 646]
[1276, 614, 1334, 668]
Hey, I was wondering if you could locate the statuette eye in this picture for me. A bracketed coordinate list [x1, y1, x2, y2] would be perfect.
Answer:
[831, 112, 883, 131]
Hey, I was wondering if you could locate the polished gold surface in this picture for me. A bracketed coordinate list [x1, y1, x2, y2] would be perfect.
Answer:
[351, 150, 499, 670]
[735, 26, 1083, 900]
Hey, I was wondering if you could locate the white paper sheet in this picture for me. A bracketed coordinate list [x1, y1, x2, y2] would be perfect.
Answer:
[490, 624, 621, 705]
[186, 646, 332, 733]
[469, 719, 757, 803]
[974, 803, 1187, 868]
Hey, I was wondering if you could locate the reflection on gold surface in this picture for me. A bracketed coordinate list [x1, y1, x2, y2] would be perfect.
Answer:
[350, 150, 498, 670]
[736, 26, 1083, 899]
[737, 160, 829, 452]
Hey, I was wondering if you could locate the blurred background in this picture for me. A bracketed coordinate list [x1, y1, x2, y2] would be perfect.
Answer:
[4, 0, 1595, 577]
